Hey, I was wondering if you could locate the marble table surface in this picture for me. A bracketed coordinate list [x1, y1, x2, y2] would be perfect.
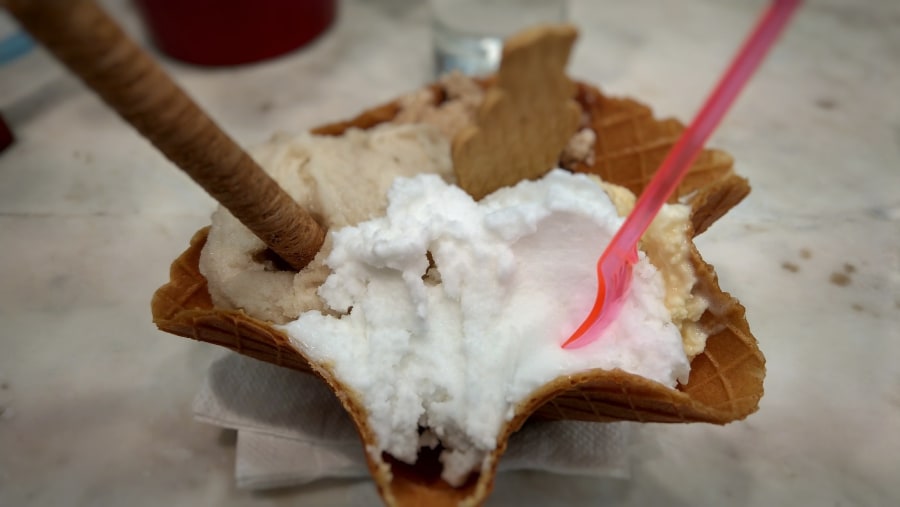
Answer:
[1, 0, 898, 505]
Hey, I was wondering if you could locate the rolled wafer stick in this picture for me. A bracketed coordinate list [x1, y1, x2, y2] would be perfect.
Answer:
[3, 0, 325, 270]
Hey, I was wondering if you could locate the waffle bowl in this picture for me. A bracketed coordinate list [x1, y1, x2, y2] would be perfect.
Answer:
[152, 81, 763, 507]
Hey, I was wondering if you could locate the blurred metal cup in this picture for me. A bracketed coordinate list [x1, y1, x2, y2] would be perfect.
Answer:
[430, 0, 568, 77]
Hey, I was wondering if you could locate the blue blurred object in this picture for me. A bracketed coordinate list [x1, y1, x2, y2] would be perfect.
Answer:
[0, 31, 34, 65]
[0, 18, 30, 153]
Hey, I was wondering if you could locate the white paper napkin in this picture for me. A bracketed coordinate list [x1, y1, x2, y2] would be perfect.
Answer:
[194, 353, 631, 490]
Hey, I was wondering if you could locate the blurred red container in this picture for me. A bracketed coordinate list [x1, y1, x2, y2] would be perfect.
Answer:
[134, 0, 336, 66]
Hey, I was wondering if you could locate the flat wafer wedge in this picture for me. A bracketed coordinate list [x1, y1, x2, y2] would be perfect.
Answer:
[152, 81, 763, 507]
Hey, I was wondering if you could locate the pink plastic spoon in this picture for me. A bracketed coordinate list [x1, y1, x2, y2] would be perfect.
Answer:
[563, 0, 801, 349]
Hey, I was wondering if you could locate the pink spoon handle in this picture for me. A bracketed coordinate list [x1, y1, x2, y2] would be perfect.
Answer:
[563, 0, 802, 349]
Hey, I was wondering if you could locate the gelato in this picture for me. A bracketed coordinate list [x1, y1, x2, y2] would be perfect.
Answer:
[199, 123, 453, 323]
[280, 169, 691, 485]
[197, 73, 712, 485]
[152, 79, 764, 507]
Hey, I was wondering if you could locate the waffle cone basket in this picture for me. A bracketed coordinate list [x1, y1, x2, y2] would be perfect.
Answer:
[152, 80, 763, 507]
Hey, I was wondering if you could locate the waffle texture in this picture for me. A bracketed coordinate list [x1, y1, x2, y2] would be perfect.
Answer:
[152, 81, 763, 507]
